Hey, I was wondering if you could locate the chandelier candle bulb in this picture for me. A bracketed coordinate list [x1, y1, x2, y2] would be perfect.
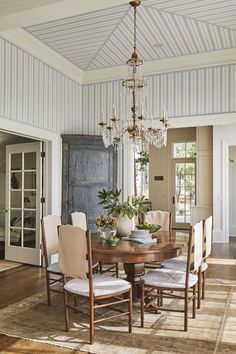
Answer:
[112, 105, 117, 117]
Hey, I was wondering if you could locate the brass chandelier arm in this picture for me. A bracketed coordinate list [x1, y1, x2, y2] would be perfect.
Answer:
[99, 0, 169, 150]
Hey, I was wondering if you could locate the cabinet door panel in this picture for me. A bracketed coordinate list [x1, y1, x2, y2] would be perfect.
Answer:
[62, 135, 117, 231]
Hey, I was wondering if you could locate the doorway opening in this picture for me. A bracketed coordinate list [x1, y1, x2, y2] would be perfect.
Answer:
[172, 141, 196, 229]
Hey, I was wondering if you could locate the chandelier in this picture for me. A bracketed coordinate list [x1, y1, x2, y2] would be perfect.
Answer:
[99, 0, 169, 150]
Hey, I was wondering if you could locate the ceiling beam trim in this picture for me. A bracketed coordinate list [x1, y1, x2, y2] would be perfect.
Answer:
[1, 28, 236, 85]
[1, 28, 84, 83]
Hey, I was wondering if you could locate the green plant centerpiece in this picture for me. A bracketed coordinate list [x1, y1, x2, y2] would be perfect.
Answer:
[97, 189, 146, 237]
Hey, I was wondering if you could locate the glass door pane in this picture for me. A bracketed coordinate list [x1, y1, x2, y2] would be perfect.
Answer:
[174, 162, 196, 225]
[5, 142, 42, 265]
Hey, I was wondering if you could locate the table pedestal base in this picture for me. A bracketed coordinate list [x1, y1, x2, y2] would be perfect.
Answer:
[123, 263, 145, 300]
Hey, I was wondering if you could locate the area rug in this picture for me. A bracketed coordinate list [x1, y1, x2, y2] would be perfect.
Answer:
[0, 260, 21, 272]
[0, 279, 235, 354]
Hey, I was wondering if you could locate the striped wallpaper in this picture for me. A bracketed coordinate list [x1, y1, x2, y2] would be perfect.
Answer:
[82, 64, 236, 135]
[0, 37, 235, 136]
[0, 37, 82, 134]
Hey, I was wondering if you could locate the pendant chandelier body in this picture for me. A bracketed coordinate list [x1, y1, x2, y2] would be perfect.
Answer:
[99, 0, 169, 150]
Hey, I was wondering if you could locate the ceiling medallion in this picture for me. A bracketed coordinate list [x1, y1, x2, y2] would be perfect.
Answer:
[99, 0, 169, 150]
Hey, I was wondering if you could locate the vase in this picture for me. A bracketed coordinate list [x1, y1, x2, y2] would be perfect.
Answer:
[98, 225, 117, 239]
[115, 215, 134, 237]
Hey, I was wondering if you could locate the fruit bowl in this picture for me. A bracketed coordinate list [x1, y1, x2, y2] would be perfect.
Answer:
[136, 223, 161, 234]
[105, 236, 119, 246]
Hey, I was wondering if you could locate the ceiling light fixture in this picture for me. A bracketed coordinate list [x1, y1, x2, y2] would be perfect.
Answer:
[99, 0, 169, 150]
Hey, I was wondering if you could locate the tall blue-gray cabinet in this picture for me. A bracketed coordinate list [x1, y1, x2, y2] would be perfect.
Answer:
[61, 135, 117, 231]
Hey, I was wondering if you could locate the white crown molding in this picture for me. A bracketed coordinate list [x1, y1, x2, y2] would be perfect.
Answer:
[168, 113, 236, 129]
[1, 29, 84, 84]
[0, 0, 128, 32]
[83, 48, 236, 84]
[1, 29, 236, 86]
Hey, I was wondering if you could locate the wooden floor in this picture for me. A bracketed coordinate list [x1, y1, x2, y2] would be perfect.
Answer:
[0, 239, 236, 354]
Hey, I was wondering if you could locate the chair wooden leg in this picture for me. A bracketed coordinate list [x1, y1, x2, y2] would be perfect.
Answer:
[115, 263, 119, 278]
[63, 289, 70, 332]
[99, 261, 103, 274]
[141, 281, 144, 328]
[74, 295, 77, 313]
[90, 296, 94, 345]
[45, 270, 51, 306]
[184, 289, 188, 331]
[197, 268, 201, 309]
[192, 285, 196, 319]
[202, 271, 206, 299]
[160, 289, 163, 307]
[128, 287, 133, 333]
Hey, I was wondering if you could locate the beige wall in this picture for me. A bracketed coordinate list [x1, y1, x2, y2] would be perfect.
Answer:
[149, 127, 196, 211]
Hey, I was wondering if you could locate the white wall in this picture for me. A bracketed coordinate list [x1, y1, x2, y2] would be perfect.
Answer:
[213, 122, 236, 243]
[229, 146, 236, 236]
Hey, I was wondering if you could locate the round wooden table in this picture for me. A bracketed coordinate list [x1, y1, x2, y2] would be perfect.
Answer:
[92, 230, 185, 299]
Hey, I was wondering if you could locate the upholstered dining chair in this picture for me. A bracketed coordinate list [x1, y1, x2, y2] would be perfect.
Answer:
[71, 211, 105, 273]
[58, 224, 132, 344]
[141, 221, 202, 331]
[144, 210, 172, 231]
[201, 216, 213, 299]
[144, 210, 172, 269]
[41, 215, 63, 306]
[161, 217, 212, 309]
[71, 211, 119, 277]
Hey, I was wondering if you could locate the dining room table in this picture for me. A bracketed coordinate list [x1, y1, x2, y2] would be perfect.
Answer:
[92, 230, 187, 299]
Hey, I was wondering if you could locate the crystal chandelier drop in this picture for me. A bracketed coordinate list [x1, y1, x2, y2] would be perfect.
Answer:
[99, 0, 169, 150]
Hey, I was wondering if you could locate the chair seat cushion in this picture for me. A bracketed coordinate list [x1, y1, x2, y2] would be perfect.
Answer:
[64, 274, 130, 297]
[161, 257, 187, 272]
[201, 261, 208, 271]
[47, 262, 61, 274]
[142, 268, 198, 289]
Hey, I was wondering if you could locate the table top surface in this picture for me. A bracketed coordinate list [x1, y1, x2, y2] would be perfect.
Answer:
[91, 230, 188, 264]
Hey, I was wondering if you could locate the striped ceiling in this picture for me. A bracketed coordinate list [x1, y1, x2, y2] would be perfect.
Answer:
[26, 0, 236, 71]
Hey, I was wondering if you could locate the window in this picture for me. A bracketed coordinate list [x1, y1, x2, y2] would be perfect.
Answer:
[173, 142, 196, 159]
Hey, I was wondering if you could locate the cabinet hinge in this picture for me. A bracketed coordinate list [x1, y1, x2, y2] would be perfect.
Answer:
[41, 197, 46, 203]
[41, 151, 45, 158]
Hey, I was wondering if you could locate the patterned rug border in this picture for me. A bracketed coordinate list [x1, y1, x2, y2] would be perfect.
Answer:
[0, 278, 235, 354]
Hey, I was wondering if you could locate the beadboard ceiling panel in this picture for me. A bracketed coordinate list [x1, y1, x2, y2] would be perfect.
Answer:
[145, 0, 236, 30]
[25, 0, 236, 71]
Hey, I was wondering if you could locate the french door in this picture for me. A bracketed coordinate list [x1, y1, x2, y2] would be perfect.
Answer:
[5, 142, 42, 265]
[172, 159, 196, 229]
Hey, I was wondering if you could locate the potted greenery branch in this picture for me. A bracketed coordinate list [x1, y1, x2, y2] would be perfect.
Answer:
[97, 189, 146, 236]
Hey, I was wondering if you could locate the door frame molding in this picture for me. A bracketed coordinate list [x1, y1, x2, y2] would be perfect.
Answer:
[0, 116, 62, 216]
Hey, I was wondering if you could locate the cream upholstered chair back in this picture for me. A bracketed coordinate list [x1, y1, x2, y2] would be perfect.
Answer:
[144, 210, 171, 231]
[41, 215, 62, 258]
[58, 225, 89, 279]
[193, 221, 203, 272]
[71, 212, 87, 231]
[204, 216, 212, 258]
